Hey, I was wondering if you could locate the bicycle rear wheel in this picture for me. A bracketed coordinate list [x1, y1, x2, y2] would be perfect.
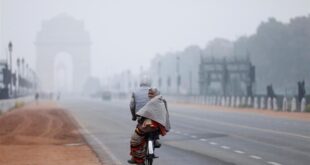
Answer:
[145, 140, 154, 165]
[145, 157, 153, 165]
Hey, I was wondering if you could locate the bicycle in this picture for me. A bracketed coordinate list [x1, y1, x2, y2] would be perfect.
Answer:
[144, 132, 158, 165]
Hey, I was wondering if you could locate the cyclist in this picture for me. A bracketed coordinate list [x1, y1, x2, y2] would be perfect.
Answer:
[128, 88, 170, 165]
[129, 77, 151, 121]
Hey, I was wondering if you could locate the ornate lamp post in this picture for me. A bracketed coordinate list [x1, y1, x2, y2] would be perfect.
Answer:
[8, 42, 13, 97]
[17, 58, 20, 96]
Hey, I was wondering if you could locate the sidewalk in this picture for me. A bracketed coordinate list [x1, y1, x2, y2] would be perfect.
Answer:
[0, 101, 102, 165]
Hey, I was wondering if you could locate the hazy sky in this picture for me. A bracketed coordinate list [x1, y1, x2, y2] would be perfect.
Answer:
[1, 0, 309, 79]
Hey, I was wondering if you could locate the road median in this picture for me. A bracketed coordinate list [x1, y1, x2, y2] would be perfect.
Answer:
[0, 101, 102, 165]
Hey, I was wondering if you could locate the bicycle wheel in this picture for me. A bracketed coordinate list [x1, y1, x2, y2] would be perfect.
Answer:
[145, 157, 153, 165]
[145, 141, 153, 165]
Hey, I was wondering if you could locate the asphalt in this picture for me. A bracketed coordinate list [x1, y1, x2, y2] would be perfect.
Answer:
[60, 97, 310, 165]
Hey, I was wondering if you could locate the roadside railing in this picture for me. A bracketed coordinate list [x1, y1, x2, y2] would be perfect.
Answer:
[165, 95, 309, 112]
[0, 96, 34, 113]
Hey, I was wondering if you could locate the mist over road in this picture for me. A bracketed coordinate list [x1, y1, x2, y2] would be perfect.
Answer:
[60, 98, 310, 165]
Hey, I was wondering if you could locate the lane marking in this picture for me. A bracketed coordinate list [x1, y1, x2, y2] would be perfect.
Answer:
[172, 113, 310, 140]
[209, 142, 217, 145]
[199, 138, 207, 141]
[250, 155, 262, 160]
[221, 146, 230, 150]
[267, 161, 282, 165]
[73, 114, 123, 165]
[191, 135, 197, 138]
[234, 150, 245, 154]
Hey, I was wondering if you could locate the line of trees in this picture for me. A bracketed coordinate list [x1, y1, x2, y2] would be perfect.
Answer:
[234, 15, 310, 95]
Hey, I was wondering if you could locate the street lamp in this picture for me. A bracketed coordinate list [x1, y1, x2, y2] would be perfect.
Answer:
[17, 58, 20, 96]
[176, 56, 181, 94]
[8, 41, 13, 97]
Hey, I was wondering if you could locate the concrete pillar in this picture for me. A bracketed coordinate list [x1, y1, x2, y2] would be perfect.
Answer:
[267, 97, 272, 110]
[221, 97, 226, 106]
[260, 97, 265, 109]
[231, 96, 235, 107]
[301, 98, 306, 112]
[236, 97, 240, 107]
[226, 97, 230, 106]
[254, 97, 258, 109]
[291, 97, 297, 112]
[241, 97, 246, 106]
[247, 97, 252, 107]
[282, 97, 288, 112]
[272, 97, 278, 111]
[217, 96, 221, 106]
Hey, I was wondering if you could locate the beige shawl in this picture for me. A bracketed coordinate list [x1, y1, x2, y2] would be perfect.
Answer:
[136, 95, 171, 131]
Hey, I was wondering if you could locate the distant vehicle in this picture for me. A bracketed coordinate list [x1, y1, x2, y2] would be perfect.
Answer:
[102, 91, 112, 100]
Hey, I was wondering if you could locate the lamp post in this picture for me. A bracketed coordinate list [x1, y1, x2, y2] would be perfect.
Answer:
[21, 58, 25, 95]
[8, 42, 13, 97]
[176, 56, 180, 94]
[17, 58, 20, 96]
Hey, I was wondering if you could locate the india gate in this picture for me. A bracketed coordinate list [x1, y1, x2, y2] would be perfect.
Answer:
[35, 13, 91, 92]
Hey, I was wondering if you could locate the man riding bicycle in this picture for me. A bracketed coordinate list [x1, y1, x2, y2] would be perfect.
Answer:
[128, 88, 170, 165]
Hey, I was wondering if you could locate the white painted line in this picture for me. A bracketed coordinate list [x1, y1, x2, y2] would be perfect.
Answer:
[191, 135, 197, 138]
[73, 114, 123, 165]
[176, 131, 181, 134]
[199, 138, 207, 142]
[267, 161, 282, 165]
[250, 155, 262, 160]
[172, 113, 310, 140]
[234, 150, 245, 154]
[209, 142, 217, 145]
[221, 146, 230, 149]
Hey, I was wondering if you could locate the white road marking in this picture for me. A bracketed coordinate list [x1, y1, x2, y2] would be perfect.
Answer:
[172, 113, 310, 140]
[209, 142, 217, 145]
[221, 146, 230, 149]
[191, 135, 197, 138]
[267, 161, 282, 165]
[250, 155, 262, 160]
[199, 138, 207, 141]
[234, 150, 245, 154]
[176, 131, 181, 134]
[73, 114, 123, 165]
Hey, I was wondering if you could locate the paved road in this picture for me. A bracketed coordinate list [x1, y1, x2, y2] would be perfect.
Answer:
[60, 98, 310, 165]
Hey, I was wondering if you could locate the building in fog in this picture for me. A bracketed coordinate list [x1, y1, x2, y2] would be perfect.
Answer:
[150, 46, 201, 95]
[0, 0, 3, 59]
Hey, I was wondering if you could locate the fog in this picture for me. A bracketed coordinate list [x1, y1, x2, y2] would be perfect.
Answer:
[0, 0, 309, 95]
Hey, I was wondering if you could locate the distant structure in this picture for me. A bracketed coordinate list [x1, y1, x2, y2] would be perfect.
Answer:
[150, 46, 201, 95]
[35, 13, 91, 92]
[149, 46, 255, 96]
[199, 56, 255, 96]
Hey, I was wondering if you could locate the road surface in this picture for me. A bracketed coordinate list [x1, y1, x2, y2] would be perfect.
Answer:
[60, 98, 310, 165]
